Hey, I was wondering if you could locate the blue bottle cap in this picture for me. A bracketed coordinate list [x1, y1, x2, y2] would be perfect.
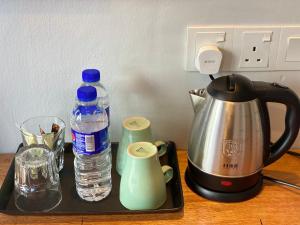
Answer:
[82, 69, 100, 82]
[77, 86, 97, 102]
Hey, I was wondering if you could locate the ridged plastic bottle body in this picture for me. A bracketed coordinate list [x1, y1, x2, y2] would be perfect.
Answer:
[71, 100, 112, 201]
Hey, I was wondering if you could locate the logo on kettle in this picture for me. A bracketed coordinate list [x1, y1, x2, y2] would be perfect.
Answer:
[223, 140, 241, 157]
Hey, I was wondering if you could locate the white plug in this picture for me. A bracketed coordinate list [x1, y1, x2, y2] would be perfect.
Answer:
[195, 45, 223, 74]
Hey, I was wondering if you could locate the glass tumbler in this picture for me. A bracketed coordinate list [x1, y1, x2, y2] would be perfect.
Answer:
[14, 145, 62, 212]
[20, 116, 65, 171]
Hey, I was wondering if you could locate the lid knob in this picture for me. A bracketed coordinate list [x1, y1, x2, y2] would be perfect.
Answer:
[207, 74, 256, 102]
[227, 75, 236, 92]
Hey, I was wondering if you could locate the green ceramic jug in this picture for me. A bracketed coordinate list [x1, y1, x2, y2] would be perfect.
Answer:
[119, 142, 173, 210]
[116, 116, 167, 175]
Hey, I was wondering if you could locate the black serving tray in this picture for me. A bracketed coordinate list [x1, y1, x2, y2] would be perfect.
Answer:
[0, 142, 183, 215]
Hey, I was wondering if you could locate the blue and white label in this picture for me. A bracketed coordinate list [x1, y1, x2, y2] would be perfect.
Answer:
[71, 128, 109, 155]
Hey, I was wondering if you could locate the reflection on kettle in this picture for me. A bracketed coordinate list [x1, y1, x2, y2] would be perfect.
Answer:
[185, 74, 300, 202]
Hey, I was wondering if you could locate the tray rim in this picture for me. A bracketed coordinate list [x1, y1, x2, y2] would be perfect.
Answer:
[0, 142, 184, 215]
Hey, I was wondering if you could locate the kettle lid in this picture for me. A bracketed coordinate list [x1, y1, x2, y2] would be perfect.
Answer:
[207, 74, 256, 102]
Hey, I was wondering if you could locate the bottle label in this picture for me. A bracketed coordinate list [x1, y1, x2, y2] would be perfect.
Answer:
[71, 128, 109, 155]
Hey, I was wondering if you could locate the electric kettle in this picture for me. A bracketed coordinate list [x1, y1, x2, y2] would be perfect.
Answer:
[185, 74, 300, 202]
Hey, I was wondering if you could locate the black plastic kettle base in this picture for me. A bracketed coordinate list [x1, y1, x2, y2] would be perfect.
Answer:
[185, 168, 263, 202]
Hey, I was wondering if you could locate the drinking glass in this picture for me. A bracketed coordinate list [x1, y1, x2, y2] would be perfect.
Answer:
[20, 116, 65, 171]
[14, 145, 62, 212]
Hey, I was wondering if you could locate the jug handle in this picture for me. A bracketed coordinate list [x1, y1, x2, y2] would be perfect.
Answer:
[253, 81, 300, 166]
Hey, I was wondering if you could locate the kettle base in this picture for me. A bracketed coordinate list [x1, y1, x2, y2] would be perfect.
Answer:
[185, 168, 263, 202]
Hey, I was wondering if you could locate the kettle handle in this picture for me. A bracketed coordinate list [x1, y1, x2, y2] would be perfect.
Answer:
[253, 81, 300, 166]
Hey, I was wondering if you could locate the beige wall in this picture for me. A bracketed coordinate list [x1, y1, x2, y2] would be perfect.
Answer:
[0, 0, 299, 152]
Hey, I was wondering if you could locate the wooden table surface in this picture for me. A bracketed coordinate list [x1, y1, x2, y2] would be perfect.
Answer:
[0, 150, 299, 225]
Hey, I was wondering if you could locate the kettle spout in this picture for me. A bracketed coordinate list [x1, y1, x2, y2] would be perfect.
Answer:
[189, 89, 206, 113]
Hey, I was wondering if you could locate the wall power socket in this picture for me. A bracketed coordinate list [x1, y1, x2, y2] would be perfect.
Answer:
[239, 31, 272, 68]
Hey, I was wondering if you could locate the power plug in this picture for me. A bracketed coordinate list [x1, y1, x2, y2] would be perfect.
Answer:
[195, 45, 223, 74]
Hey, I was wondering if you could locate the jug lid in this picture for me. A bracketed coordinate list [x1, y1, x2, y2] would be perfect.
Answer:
[207, 74, 256, 102]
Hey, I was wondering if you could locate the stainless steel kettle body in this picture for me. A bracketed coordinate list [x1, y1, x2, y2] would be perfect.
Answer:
[189, 92, 264, 177]
[186, 74, 300, 202]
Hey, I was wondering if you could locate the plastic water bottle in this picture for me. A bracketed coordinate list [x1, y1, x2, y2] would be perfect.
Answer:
[71, 86, 112, 202]
[81, 69, 110, 125]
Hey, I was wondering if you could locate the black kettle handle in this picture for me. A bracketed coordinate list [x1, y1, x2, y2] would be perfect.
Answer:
[253, 81, 300, 166]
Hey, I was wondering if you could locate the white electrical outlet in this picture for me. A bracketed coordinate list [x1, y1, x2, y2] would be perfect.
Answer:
[185, 26, 233, 71]
[239, 31, 272, 68]
[232, 26, 281, 71]
[185, 25, 282, 72]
